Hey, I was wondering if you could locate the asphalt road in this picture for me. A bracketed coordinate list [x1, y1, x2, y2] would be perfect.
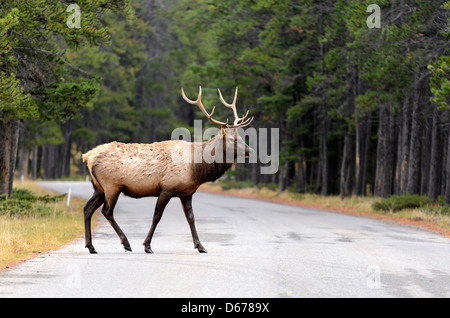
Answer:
[0, 181, 449, 298]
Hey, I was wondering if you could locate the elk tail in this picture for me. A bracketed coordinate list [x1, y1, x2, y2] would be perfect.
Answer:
[82, 151, 104, 193]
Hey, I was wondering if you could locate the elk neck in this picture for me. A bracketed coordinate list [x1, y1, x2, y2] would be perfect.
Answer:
[191, 135, 233, 184]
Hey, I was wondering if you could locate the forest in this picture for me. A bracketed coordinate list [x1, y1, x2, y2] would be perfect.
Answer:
[0, 0, 449, 202]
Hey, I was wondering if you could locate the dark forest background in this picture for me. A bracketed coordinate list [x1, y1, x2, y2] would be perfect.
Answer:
[0, 0, 449, 202]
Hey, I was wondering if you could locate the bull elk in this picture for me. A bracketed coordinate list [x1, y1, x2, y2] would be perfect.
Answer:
[82, 87, 254, 254]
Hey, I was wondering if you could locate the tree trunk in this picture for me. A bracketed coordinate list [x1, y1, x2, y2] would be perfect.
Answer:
[19, 145, 30, 180]
[43, 145, 58, 179]
[442, 130, 448, 197]
[399, 96, 411, 194]
[8, 119, 20, 198]
[428, 105, 441, 200]
[355, 114, 362, 196]
[278, 162, 288, 193]
[395, 110, 403, 195]
[445, 131, 450, 204]
[374, 104, 386, 197]
[374, 102, 395, 198]
[31, 145, 38, 180]
[420, 103, 432, 195]
[406, 87, 423, 195]
[382, 104, 395, 198]
[355, 112, 372, 196]
[340, 133, 353, 199]
[296, 157, 306, 193]
[320, 134, 328, 196]
[0, 120, 12, 196]
[61, 121, 73, 178]
[319, 106, 329, 196]
[251, 162, 260, 186]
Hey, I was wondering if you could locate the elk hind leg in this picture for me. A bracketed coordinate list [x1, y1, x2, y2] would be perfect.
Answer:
[84, 189, 105, 254]
[143, 191, 171, 253]
[102, 190, 132, 252]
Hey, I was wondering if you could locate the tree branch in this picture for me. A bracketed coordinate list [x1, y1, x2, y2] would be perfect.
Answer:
[13, 46, 91, 76]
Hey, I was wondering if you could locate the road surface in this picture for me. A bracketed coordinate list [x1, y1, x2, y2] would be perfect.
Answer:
[0, 181, 449, 298]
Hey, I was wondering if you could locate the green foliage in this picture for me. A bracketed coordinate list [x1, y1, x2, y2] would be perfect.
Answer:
[72, 126, 97, 145]
[0, 72, 34, 119]
[429, 56, 450, 109]
[356, 91, 380, 113]
[46, 80, 99, 122]
[0, 188, 66, 217]
[0, 0, 135, 166]
[0, 8, 19, 65]
[372, 194, 432, 212]
[0, 0, 133, 121]
[27, 120, 64, 146]
[0, 8, 34, 119]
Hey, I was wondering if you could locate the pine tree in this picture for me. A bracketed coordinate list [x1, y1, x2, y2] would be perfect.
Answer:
[0, 0, 132, 194]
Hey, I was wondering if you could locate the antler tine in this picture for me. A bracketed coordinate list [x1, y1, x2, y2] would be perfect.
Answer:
[240, 110, 250, 122]
[229, 116, 254, 129]
[181, 86, 228, 126]
[218, 87, 252, 127]
[218, 87, 240, 125]
[181, 86, 198, 104]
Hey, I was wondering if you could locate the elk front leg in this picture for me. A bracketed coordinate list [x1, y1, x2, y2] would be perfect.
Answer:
[143, 191, 172, 253]
[102, 191, 132, 252]
[180, 195, 207, 253]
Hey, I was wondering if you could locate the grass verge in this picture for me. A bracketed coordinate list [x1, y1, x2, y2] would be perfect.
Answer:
[199, 181, 450, 237]
[0, 180, 86, 271]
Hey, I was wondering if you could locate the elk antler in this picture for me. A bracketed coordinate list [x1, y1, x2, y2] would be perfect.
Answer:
[217, 87, 254, 128]
[181, 86, 254, 129]
[181, 86, 228, 127]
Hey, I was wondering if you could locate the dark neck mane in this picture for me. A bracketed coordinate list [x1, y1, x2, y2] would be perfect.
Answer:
[192, 138, 233, 184]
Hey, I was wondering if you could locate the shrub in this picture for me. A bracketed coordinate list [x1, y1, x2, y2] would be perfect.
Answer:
[372, 194, 432, 212]
[0, 189, 65, 217]
[11, 188, 66, 203]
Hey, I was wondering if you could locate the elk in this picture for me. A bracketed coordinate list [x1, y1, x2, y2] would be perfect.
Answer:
[82, 86, 254, 254]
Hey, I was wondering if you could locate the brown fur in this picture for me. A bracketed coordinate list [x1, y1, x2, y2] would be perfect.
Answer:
[192, 136, 233, 184]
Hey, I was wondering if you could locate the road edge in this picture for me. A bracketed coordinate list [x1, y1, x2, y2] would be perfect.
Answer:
[198, 186, 450, 238]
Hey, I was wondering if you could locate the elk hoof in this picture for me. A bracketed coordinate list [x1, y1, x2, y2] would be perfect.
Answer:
[86, 246, 97, 254]
[124, 245, 132, 252]
[196, 245, 208, 253]
[144, 247, 154, 254]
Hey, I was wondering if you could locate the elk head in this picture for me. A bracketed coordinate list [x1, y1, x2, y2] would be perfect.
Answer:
[181, 86, 255, 162]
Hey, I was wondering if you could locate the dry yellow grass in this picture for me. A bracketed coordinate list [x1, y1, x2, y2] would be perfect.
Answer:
[0, 180, 86, 270]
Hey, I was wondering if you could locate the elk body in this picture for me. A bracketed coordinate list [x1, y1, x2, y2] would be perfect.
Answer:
[82, 87, 254, 254]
